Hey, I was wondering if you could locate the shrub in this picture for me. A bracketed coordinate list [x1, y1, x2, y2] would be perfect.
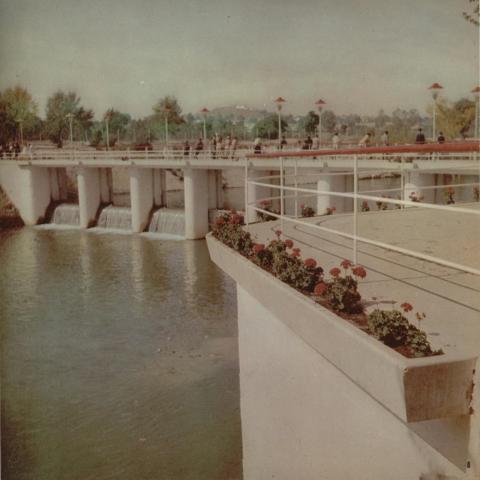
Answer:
[444, 187, 455, 205]
[300, 203, 315, 217]
[212, 211, 253, 255]
[409, 192, 424, 203]
[367, 309, 441, 357]
[361, 201, 370, 212]
[325, 275, 363, 313]
[325, 206, 336, 215]
[257, 200, 279, 221]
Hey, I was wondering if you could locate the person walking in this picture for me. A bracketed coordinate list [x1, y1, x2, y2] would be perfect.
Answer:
[332, 132, 340, 149]
[254, 137, 262, 154]
[358, 132, 371, 147]
[437, 131, 445, 144]
[381, 130, 389, 146]
[183, 140, 190, 156]
[280, 135, 288, 150]
[194, 138, 203, 157]
[230, 136, 238, 159]
[415, 128, 426, 144]
[306, 135, 313, 149]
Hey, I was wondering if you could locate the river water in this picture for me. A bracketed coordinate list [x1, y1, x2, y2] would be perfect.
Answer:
[0, 227, 242, 480]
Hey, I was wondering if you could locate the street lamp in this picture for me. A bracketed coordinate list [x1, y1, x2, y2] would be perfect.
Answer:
[471, 86, 480, 140]
[164, 105, 172, 148]
[274, 97, 286, 148]
[200, 107, 209, 141]
[315, 99, 326, 145]
[428, 83, 443, 141]
[65, 113, 74, 149]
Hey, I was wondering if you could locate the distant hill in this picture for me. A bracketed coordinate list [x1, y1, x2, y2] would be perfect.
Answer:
[208, 105, 269, 121]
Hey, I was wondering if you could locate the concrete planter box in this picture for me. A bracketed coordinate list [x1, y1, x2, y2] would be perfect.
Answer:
[207, 234, 476, 423]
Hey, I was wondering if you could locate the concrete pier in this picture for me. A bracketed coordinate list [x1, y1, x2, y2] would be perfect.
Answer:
[184, 168, 209, 239]
[49, 167, 68, 202]
[316, 171, 349, 214]
[130, 167, 153, 233]
[153, 169, 167, 207]
[99, 168, 112, 204]
[247, 170, 271, 223]
[208, 170, 224, 209]
[78, 167, 101, 228]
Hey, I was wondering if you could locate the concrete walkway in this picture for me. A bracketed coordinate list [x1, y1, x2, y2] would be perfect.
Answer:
[246, 204, 480, 358]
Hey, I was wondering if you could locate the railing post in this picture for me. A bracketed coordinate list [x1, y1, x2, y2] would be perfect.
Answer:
[294, 158, 298, 218]
[353, 154, 358, 264]
[245, 159, 249, 226]
[280, 156, 284, 235]
[400, 156, 405, 210]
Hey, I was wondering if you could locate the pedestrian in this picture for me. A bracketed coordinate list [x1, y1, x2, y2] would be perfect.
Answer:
[280, 135, 288, 150]
[183, 140, 190, 156]
[306, 135, 313, 149]
[211, 136, 217, 159]
[301, 139, 309, 150]
[415, 128, 426, 144]
[224, 135, 231, 158]
[230, 136, 238, 159]
[332, 132, 340, 149]
[358, 132, 371, 147]
[437, 131, 445, 144]
[312, 135, 320, 150]
[254, 137, 262, 154]
[195, 138, 203, 157]
[381, 130, 389, 146]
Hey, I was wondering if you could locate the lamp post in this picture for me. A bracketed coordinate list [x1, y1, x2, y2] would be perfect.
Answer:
[18, 119, 24, 146]
[274, 97, 286, 148]
[428, 83, 443, 141]
[104, 110, 112, 151]
[315, 99, 326, 145]
[164, 105, 172, 149]
[65, 113, 74, 149]
[200, 107, 209, 141]
[472, 86, 480, 140]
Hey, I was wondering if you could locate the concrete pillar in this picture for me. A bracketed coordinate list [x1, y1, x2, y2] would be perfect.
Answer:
[404, 172, 436, 204]
[184, 168, 209, 239]
[0, 164, 51, 224]
[78, 167, 101, 228]
[317, 172, 347, 214]
[208, 169, 224, 209]
[130, 167, 154, 233]
[99, 168, 112, 204]
[247, 170, 272, 223]
[153, 169, 167, 207]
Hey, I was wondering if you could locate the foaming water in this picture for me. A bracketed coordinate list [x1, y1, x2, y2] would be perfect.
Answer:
[51, 203, 80, 225]
[97, 205, 132, 230]
[0, 228, 242, 479]
[148, 208, 185, 237]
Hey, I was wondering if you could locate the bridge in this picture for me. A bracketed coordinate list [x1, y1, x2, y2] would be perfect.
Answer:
[0, 142, 478, 239]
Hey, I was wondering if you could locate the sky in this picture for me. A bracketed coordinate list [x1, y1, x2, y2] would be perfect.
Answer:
[0, 0, 478, 119]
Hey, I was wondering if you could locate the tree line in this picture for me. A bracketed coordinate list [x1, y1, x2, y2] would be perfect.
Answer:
[0, 85, 476, 148]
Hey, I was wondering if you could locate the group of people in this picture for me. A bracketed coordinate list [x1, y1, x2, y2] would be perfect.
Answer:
[0, 141, 22, 158]
[357, 129, 448, 148]
[414, 128, 446, 144]
[183, 134, 239, 158]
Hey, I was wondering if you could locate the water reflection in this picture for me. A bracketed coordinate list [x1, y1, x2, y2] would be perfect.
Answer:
[0, 228, 242, 480]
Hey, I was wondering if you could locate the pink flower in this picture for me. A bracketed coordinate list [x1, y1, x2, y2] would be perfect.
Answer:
[275, 229, 282, 238]
[313, 282, 328, 296]
[253, 243, 265, 254]
[341, 259, 352, 270]
[329, 267, 341, 278]
[284, 239, 294, 249]
[292, 248, 301, 257]
[400, 302, 413, 313]
[230, 208, 237, 214]
[352, 265, 367, 279]
[304, 258, 317, 268]
[215, 217, 225, 226]
[300, 203, 305, 209]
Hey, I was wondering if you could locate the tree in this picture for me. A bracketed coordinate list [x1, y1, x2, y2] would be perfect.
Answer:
[321, 110, 337, 133]
[463, 0, 479, 25]
[0, 86, 37, 144]
[103, 109, 131, 146]
[254, 114, 288, 139]
[45, 91, 93, 147]
[298, 111, 319, 135]
[436, 98, 475, 139]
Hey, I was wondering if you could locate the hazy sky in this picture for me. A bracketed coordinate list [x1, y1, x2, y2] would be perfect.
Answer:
[0, 0, 478, 119]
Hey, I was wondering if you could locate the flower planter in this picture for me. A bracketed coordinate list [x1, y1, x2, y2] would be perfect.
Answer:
[207, 234, 476, 423]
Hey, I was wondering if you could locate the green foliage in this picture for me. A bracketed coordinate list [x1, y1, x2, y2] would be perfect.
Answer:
[325, 275, 363, 313]
[368, 309, 440, 357]
[0, 85, 38, 143]
[435, 98, 475, 139]
[321, 110, 337, 133]
[298, 111, 319, 135]
[254, 114, 288, 139]
[212, 213, 253, 255]
[103, 109, 131, 146]
[463, 0, 479, 25]
[45, 91, 92, 147]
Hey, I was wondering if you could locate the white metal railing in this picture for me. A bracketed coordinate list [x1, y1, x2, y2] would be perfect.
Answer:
[245, 152, 480, 277]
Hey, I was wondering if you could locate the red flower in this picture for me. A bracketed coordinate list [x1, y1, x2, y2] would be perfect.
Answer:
[329, 267, 341, 278]
[304, 258, 317, 268]
[284, 239, 294, 249]
[230, 214, 242, 224]
[260, 200, 270, 206]
[253, 243, 265, 254]
[341, 259, 352, 270]
[314, 282, 328, 296]
[352, 265, 367, 279]
[275, 229, 282, 237]
[215, 217, 225, 226]
[292, 248, 301, 257]
[230, 208, 237, 214]
[300, 203, 305, 209]
[400, 302, 413, 313]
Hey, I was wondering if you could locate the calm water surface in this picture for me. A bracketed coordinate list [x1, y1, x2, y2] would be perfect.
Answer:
[0, 227, 242, 480]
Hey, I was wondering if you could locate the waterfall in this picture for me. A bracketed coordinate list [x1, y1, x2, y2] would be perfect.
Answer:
[97, 206, 132, 230]
[148, 208, 185, 237]
[51, 203, 80, 226]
